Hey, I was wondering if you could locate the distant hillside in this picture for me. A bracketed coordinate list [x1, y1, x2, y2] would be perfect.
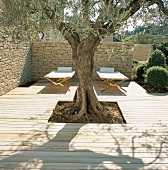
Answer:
[114, 25, 168, 44]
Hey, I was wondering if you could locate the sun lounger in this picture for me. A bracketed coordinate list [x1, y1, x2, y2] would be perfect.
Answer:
[97, 67, 129, 92]
[44, 67, 75, 90]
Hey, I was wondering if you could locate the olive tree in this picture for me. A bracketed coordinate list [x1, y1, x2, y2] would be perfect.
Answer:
[1, 0, 168, 118]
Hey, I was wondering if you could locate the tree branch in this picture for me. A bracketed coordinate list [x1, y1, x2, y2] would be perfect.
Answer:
[58, 22, 80, 47]
[118, 0, 142, 21]
[93, 0, 168, 38]
[120, 0, 168, 22]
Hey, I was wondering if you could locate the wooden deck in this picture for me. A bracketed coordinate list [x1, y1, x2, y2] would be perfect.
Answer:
[0, 80, 168, 169]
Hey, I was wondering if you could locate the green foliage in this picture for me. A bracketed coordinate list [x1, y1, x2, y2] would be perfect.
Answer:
[0, 0, 136, 42]
[146, 66, 168, 89]
[147, 49, 167, 68]
[132, 59, 141, 68]
[136, 64, 147, 81]
[157, 42, 168, 65]
[1, 0, 168, 43]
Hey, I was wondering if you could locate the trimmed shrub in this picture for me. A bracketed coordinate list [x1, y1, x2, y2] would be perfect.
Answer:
[146, 66, 168, 89]
[136, 64, 147, 81]
[147, 49, 167, 68]
[157, 42, 168, 65]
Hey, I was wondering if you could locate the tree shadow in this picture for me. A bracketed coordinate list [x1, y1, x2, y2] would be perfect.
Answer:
[19, 46, 32, 86]
[36, 79, 78, 95]
[0, 123, 167, 169]
[38, 84, 71, 94]
[146, 93, 168, 96]
[94, 81, 130, 96]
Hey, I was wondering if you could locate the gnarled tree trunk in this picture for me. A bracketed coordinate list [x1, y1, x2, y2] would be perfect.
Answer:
[65, 33, 110, 119]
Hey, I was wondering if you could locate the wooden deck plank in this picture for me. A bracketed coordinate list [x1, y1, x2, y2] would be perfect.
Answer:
[0, 122, 168, 128]
[1, 150, 167, 157]
[1, 127, 168, 132]
[0, 130, 168, 136]
[3, 162, 168, 170]
[1, 156, 168, 164]
[0, 81, 168, 169]
[118, 97, 168, 123]
[0, 141, 167, 146]
[0, 146, 167, 152]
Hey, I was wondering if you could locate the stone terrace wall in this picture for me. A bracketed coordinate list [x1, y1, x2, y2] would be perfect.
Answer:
[31, 41, 133, 80]
[0, 31, 32, 96]
[133, 44, 153, 61]
[94, 42, 133, 79]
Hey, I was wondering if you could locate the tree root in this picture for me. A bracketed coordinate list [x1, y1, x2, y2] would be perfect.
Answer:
[72, 110, 88, 121]
[95, 109, 110, 117]
[53, 101, 111, 122]
[54, 102, 78, 115]
[62, 106, 78, 114]
[93, 102, 111, 117]
[49, 100, 126, 123]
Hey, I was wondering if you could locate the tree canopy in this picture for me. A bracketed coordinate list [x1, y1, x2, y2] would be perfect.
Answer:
[0, 0, 168, 43]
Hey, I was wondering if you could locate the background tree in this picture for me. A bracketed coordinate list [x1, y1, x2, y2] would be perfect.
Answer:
[0, 0, 168, 119]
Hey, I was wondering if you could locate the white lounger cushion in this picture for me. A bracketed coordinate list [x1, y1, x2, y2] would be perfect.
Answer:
[45, 70, 75, 78]
[100, 67, 114, 73]
[57, 66, 72, 72]
[97, 71, 128, 80]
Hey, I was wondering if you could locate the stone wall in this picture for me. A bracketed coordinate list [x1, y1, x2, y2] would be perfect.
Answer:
[31, 41, 133, 80]
[133, 44, 153, 61]
[0, 31, 32, 96]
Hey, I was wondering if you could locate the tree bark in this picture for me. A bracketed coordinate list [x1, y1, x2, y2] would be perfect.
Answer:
[66, 33, 111, 119]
